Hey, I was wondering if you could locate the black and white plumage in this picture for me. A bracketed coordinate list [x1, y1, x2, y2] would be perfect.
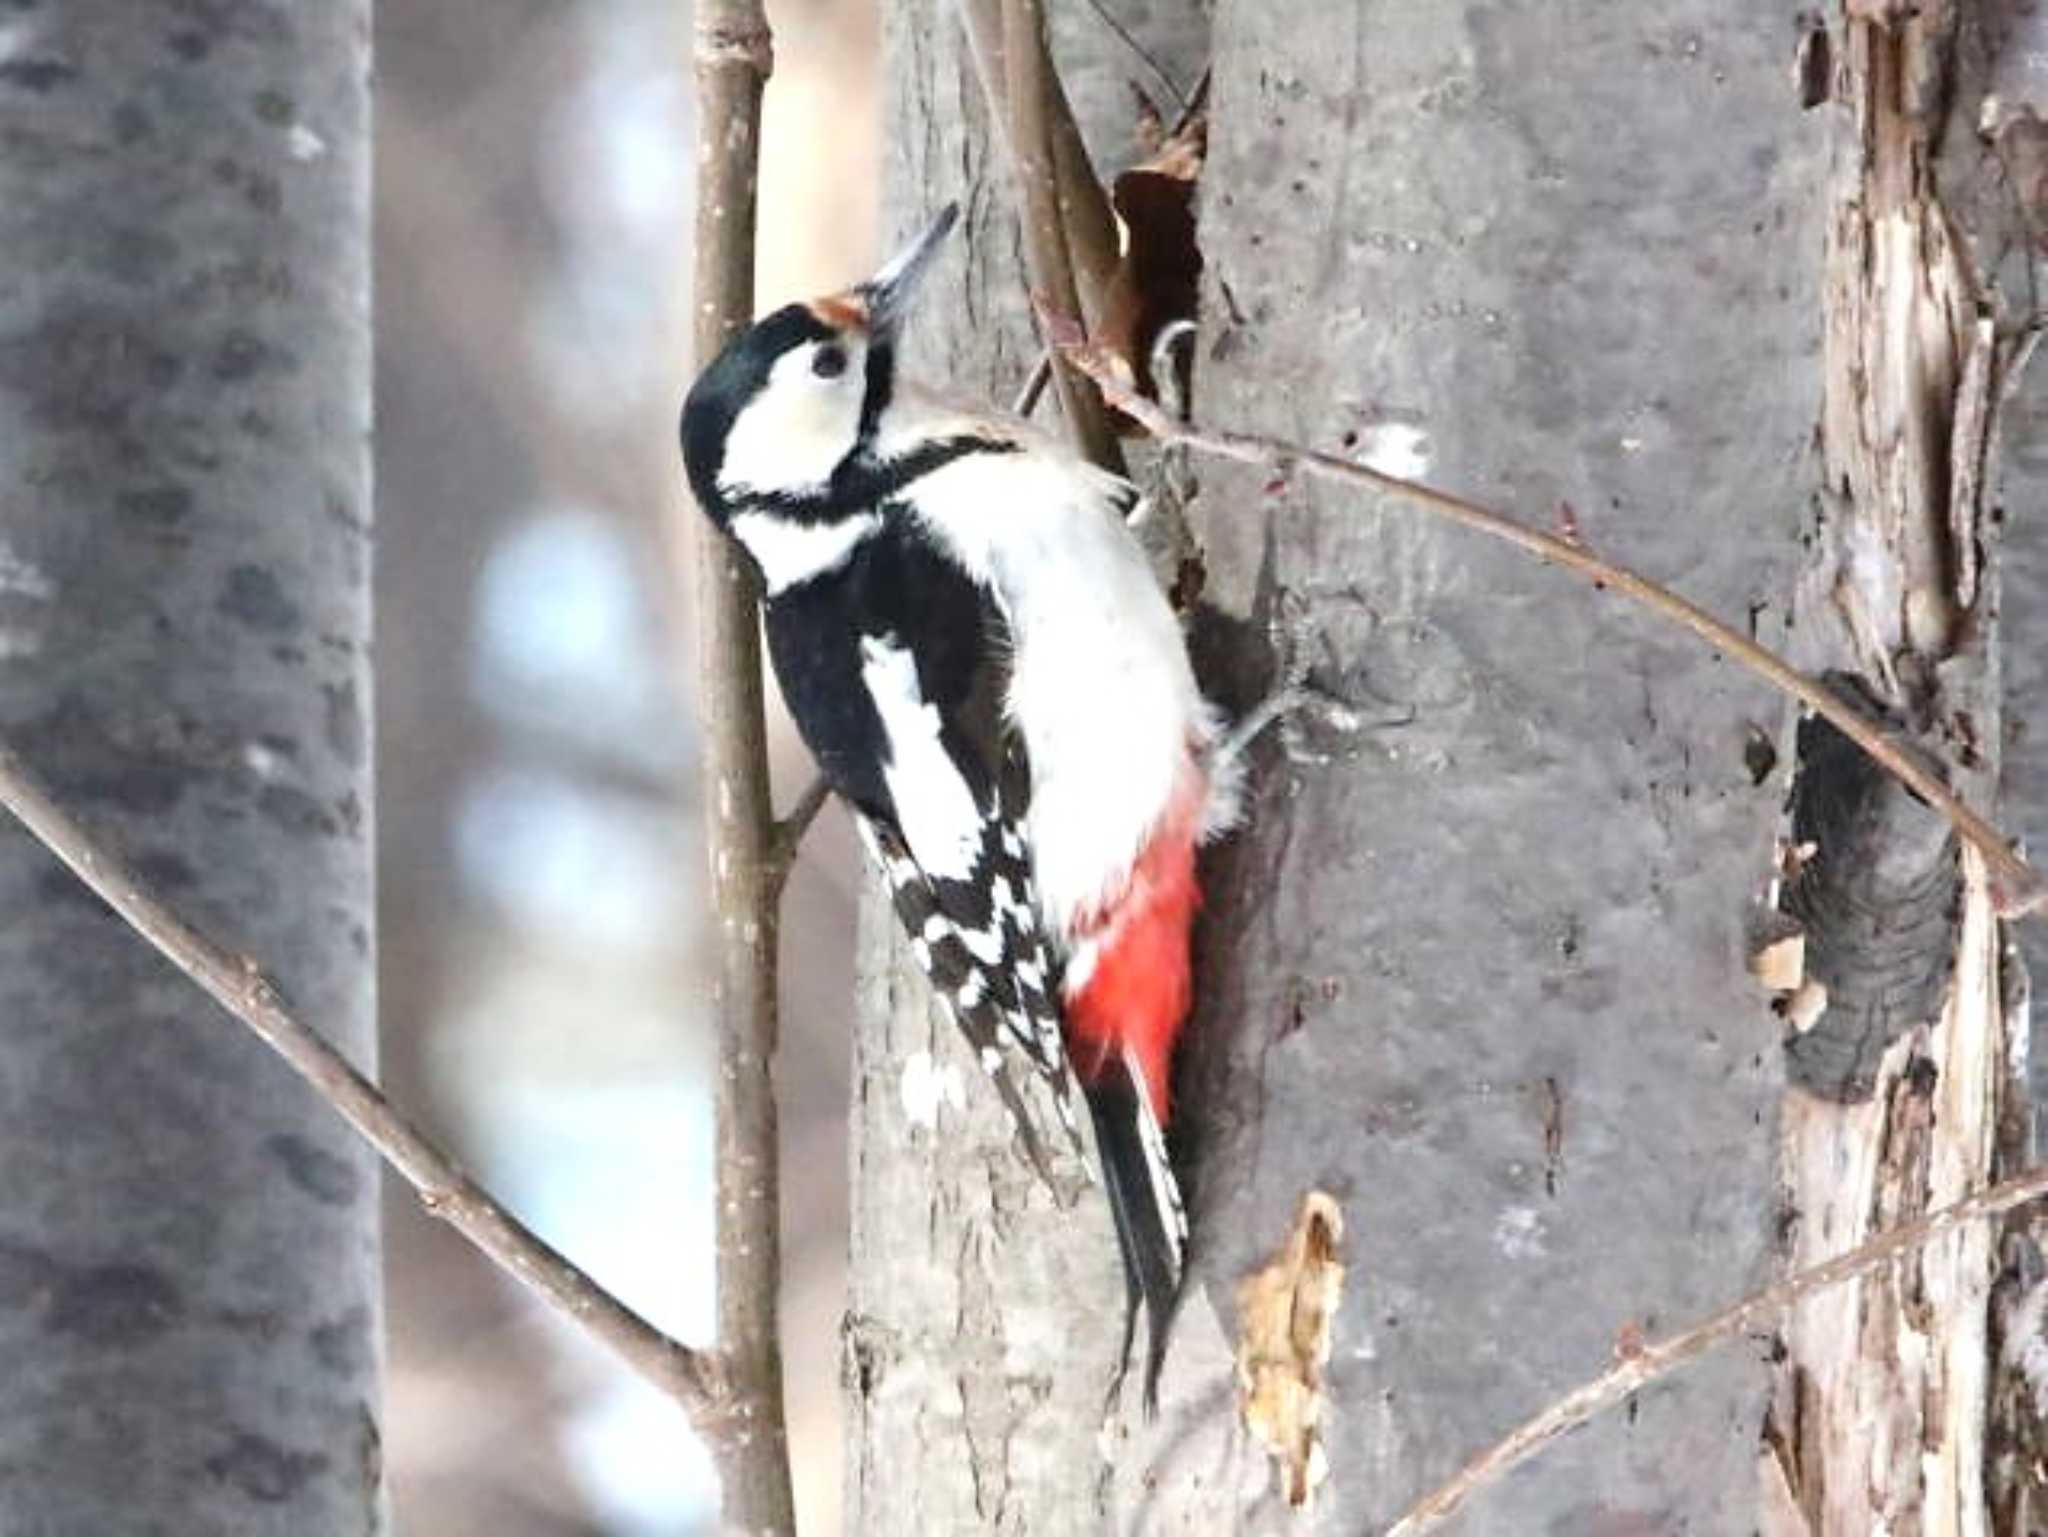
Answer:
[681, 204, 1227, 1392]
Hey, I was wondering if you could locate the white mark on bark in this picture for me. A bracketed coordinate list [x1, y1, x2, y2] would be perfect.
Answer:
[287, 123, 329, 162]
[900, 1050, 964, 1130]
[1351, 422, 1432, 479]
[0, 544, 54, 660]
[0, 547, 54, 601]
[242, 741, 287, 781]
[1493, 1205, 1546, 1259]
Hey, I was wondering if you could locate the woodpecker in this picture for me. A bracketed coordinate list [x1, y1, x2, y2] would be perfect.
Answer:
[681, 203, 1237, 1390]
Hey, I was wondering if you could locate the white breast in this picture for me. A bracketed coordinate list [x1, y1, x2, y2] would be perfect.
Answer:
[886, 402, 1217, 936]
[730, 509, 879, 594]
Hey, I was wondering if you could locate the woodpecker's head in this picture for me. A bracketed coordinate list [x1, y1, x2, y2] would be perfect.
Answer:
[681, 202, 959, 527]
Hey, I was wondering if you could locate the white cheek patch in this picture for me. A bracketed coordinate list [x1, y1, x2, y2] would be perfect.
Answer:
[729, 510, 879, 594]
[718, 342, 865, 497]
[860, 634, 985, 882]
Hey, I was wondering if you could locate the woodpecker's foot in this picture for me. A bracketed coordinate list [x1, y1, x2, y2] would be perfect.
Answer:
[1220, 599, 1390, 776]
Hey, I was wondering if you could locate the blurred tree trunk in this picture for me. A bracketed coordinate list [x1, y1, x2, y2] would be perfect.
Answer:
[0, 7, 380, 1535]
[857, 3, 2040, 1533]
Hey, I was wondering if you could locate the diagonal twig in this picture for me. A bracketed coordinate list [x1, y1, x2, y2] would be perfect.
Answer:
[0, 747, 730, 1426]
[1381, 1158, 2048, 1535]
[766, 773, 832, 895]
[1062, 342, 2048, 920]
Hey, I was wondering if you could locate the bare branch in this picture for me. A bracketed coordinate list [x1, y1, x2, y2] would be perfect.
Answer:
[1064, 343, 2048, 920]
[1011, 351, 1053, 418]
[689, 2, 799, 1531]
[958, 0, 1124, 469]
[766, 774, 832, 895]
[0, 747, 730, 1426]
[1382, 1160, 2048, 1535]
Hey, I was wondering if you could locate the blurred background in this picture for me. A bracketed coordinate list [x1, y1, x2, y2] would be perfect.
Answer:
[375, 2, 875, 1530]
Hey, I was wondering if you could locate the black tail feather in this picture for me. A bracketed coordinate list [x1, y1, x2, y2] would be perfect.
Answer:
[1085, 1062, 1185, 1410]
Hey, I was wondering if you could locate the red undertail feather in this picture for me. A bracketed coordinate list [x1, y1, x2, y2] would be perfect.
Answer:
[1064, 772, 1205, 1121]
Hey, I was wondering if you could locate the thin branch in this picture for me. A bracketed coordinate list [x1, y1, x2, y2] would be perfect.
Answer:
[1011, 351, 1053, 418]
[1063, 344, 2048, 920]
[955, 0, 1119, 308]
[765, 774, 832, 895]
[960, 0, 1124, 470]
[0, 746, 730, 1424]
[1002, 0, 1123, 469]
[1381, 1160, 2048, 1535]
[689, 3, 799, 1532]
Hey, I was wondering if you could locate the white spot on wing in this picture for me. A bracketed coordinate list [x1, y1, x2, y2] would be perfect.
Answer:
[860, 634, 984, 880]
[957, 922, 1004, 964]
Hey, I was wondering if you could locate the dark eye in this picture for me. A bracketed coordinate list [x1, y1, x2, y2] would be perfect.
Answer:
[812, 344, 848, 379]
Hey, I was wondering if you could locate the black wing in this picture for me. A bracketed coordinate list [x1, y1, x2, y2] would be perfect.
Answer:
[764, 522, 1084, 1168]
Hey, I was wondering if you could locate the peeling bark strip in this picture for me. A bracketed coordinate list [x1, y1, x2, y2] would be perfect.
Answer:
[1772, 3, 2025, 1529]
[1817, 1, 1971, 667]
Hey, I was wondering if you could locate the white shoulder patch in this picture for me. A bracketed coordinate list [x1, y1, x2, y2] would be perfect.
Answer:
[859, 633, 985, 881]
[730, 510, 879, 594]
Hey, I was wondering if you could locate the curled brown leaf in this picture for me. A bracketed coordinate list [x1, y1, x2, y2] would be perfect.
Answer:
[1236, 1189, 1347, 1508]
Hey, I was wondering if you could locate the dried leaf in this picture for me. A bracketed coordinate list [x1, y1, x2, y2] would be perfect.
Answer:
[1236, 1189, 1346, 1509]
[1096, 112, 1206, 417]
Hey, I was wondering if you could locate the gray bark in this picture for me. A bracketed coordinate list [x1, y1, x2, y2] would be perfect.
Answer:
[852, 1, 2048, 1533]
[0, 7, 379, 1535]
[1173, 6, 1817, 1530]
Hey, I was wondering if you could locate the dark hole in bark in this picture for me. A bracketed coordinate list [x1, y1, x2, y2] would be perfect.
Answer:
[1780, 672, 1959, 1101]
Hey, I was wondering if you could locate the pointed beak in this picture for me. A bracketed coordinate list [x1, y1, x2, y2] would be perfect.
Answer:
[862, 201, 959, 339]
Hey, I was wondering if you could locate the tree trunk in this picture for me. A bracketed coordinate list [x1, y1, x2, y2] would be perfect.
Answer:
[847, 5, 1208, 1532]
[1765, 8, 2038, 1532]
[857, 2, 2044, 1533]
[0, 7, 380, 1534]
[1167, 5, 1819, 1529]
